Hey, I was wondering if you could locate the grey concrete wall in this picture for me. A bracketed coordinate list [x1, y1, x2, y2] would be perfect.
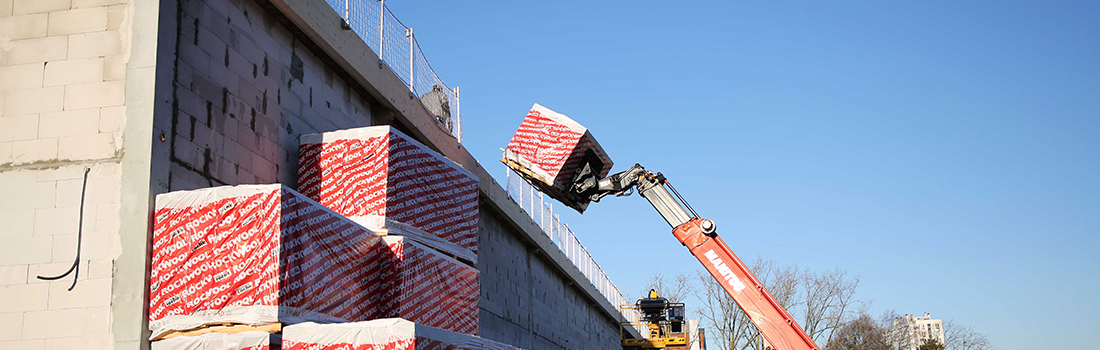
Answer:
[152, 0, 374, 193]
[478, 209, 624, 350]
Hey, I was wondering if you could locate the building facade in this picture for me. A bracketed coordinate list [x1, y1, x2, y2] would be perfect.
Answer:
[0, 0, 636, 348]
[887, 313, 945, 350]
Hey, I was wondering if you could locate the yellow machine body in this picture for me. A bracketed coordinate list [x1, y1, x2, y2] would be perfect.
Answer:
[621, 290, 690, 349]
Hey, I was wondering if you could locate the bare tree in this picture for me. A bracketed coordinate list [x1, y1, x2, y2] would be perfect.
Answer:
[797, 267, 861, 346]
[695, 268, 753, 350]
[943, 320, 993, 350]
[643, 271, 694, 303]
[693, 257, 862, 350]
[877, 309, 906, 349]
[825, 312, 890, 350]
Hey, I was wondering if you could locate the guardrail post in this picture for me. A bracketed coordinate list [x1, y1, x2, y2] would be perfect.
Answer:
[341, 0, 350, 29]
[377, 0, 385, 67]
[453, 86, 462, 142]
[406, 28, 415, 98]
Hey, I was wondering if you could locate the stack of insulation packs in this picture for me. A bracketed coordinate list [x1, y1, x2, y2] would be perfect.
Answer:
[149, 126, 505, 349]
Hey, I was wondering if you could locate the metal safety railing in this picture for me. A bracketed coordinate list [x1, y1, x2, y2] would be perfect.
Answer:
[506, 169, 645, 335]
[326, 0, 462, 141]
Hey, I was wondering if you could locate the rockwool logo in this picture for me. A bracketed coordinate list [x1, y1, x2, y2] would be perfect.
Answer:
[704, 249, 747, 292]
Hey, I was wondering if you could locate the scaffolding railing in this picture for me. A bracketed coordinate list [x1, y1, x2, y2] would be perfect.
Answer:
[506, 168, 645, 335]
[327, 0, 462, 141]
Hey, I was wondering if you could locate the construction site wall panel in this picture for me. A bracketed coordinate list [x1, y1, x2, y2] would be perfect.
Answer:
[298, 126, 479, 258]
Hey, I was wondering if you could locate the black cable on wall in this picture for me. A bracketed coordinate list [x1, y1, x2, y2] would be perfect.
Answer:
[37, 167, 91, 291]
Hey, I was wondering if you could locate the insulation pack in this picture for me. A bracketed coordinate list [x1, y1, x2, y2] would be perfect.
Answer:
[149, 185, 390, 339]
[502, 103, 613, 212]
[283, 319, 522, 350]
[298, 126, 479, 257]
[377, 236, 480, 336]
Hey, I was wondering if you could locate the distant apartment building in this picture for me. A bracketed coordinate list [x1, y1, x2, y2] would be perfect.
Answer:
[887, 312, 945, 350]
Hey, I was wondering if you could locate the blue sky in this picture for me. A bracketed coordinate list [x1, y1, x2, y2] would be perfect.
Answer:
[383, 1, 1098, 348]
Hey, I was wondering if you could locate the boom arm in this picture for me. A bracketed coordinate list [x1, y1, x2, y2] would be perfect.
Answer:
[579, 164, 820, 350]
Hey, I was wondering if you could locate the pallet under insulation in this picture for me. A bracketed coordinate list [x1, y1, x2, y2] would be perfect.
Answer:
[152, 319, 518, 350]
[151, 331, 276, 350]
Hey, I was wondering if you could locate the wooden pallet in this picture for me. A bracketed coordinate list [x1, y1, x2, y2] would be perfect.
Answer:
[154, 323, 282, 340]
[502, 158, 553, 187]
[502, 157, 590, 213]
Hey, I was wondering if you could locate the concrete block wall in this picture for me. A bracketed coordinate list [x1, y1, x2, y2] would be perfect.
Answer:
[153, 0, 372, 192]
[0, 0, 132, 349]
[478, 210, 623, 350]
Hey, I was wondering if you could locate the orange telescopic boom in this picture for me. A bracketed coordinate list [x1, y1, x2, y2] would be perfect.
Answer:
[674, 218, 817, 350]
[569, 164, 819, 350]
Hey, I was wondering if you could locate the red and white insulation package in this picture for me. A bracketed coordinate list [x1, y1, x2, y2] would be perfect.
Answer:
[149, 185, 480, 339]
[283, 319, 523, 350]
[378, 236, 479, 336]
[151, 332, 277, 350]
[149, 185, 389, 339]
[298, 126, 480, 260]
[502, 103, 613, 212]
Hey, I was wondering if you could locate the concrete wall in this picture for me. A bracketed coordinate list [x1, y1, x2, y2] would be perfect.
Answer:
[478, 210, 623, 350]
[152, 0, 373, 193]
[0, 0, 137, 349]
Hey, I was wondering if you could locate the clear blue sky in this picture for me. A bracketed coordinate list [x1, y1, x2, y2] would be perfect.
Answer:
[384, 1, 1098, 349]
